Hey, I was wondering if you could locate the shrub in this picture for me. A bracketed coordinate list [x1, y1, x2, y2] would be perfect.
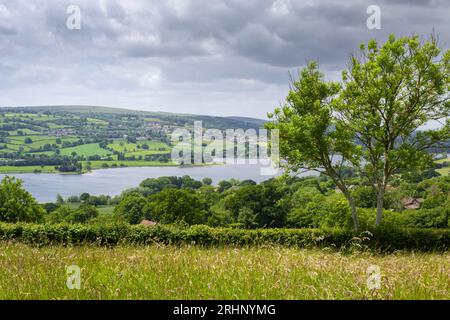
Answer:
[384, 207, 449, 228]
[46, 204, 99, 224]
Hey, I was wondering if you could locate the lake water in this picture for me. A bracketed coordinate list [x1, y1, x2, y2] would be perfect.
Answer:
[0, 162, 309, 203]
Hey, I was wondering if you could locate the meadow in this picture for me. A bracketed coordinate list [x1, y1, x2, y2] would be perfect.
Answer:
[59, 143, 113, 157]
[0, 243, 448, 299]
[0, 165, 58, 173]
[436, 157, 450, 176]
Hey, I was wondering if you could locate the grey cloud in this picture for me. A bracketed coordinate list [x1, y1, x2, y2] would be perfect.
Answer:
[0, 0, 448, 118]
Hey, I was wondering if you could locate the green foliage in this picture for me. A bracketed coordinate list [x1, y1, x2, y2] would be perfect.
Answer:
[218, 180, 232, 192]
[113, 193, 148, 224]
[267, 61, 361, 230]
[71, 204, 99, 223]
[352, 186, 377, 208]
[384, 207, 449, 228]
[46, 204, 99, 224]
[202, 177, 212, 186]
[145, 188, 209, 225]
[46, 206, 72, 224]
[0, 176, 44, 223]
[219, 179, 288, 228]
[138, 176, 202, 196]
[237, 207, 257, 229]
[0, 223, 448, 251]
[338, 34, 450, 224]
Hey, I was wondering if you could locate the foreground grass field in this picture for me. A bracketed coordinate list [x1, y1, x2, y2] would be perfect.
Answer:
[0, 243, 448, 299]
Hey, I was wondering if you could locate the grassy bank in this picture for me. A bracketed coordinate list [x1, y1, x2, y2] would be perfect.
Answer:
[0, 243, 448, 299]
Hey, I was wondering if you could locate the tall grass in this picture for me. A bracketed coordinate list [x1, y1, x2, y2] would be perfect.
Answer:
[0, 243, 448, 299]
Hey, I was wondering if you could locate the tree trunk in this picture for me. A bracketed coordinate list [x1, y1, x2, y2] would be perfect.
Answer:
[343, 191, 359, 232]
[375, 185, 384, 226]
[349, 195, 360, 232]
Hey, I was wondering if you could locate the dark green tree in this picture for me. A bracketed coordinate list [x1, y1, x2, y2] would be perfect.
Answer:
[114, 193, 148, 224]
[0, 176, 45, 223]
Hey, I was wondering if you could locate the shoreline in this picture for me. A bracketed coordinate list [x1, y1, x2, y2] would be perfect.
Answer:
[0, 162, 219, 175]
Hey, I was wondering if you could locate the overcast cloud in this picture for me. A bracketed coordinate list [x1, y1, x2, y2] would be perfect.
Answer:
[0, 0, 448, 118]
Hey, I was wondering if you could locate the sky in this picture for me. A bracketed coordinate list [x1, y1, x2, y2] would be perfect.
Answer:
[0, 0, 448, 119]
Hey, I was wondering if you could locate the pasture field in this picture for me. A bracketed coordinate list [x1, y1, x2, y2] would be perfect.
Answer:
[0, 165, 58, 173]
[436, 157, 450, 176]
[107, 139, 171, 156]
[5, 135, 79, 152]
[59, 143, 112, 157]
[0, 243, 448, 299]
[0, 107, 266, 173]
[438, 167, 450, 176]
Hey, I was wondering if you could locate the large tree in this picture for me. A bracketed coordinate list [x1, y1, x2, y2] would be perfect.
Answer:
[267, 62, 361, 230]
[0, 176, 45, 223]
[145, 188, 209, 225]
[337, 35, 449, 225]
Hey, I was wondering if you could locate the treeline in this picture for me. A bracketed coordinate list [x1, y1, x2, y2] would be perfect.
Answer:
[1, 170, 449, 230]
[40, 171, 450, 229]
[115, 152, 170, 162]
[0, 154, 81, 171]
[111, 174, 450, 229]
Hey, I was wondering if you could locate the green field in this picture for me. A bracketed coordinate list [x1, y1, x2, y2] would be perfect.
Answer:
[5, 135, 79, 152]
[437, 167, 450, 176]
[435, 157, 450, 176]
[59, 143, 112, 157]
[0, 243, 448, 299]
[0, 106, 265, 174]
[107, 140, 171, 157]
[96, 205, 115, 215]
[0, 165, 58, 173]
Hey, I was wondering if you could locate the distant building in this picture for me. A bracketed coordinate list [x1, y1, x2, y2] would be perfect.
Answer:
[401, 197, 424, 210]
[140, 219, 157, 227]
[48, 128, 74, 136]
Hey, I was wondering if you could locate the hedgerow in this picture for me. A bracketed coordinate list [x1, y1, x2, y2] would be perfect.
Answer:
[0, 223, 449, 251]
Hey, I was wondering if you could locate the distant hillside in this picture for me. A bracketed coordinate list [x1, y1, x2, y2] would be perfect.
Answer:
[225, 116, 267, 127]
[2, 105, 266, 130]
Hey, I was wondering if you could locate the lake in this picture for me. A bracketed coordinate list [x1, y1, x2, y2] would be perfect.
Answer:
[0, 162, 310, 203]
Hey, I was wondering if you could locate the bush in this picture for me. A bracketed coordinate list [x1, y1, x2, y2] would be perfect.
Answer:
[46, 204, 99, 224]
[0, 223, 448, 251]
[384, 207, 449, 228]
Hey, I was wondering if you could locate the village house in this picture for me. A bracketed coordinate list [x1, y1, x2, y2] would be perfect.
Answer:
[401, 197, 424, 210]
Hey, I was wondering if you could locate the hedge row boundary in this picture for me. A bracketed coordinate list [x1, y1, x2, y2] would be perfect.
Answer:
[0, 223, 449, 251]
